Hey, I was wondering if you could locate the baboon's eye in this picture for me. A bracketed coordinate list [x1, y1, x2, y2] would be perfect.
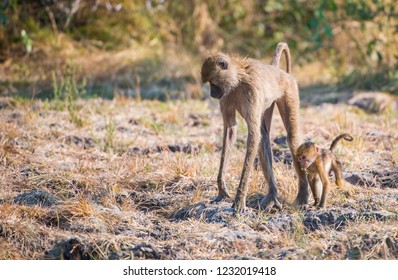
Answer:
[216, 58, 228, 70]
[299, 155, 306, 161]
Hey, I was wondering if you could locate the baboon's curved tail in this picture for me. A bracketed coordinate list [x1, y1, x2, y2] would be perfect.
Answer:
[329, 133, 353, 152]
[271, 42, 291, 74]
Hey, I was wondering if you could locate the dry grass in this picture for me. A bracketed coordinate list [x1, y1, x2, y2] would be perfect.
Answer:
[0, 94, 397, 260]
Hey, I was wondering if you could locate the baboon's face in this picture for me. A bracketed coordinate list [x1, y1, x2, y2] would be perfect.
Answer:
[201, 53, 239, 99]
[297, 143, 319, 169]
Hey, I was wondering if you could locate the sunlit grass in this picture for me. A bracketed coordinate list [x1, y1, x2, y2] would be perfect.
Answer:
[0, 95, 397, 260]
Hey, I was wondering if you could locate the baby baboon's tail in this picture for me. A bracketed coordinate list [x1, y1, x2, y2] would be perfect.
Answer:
[329, 133, 353, 152]
[271, 42, 291, 74]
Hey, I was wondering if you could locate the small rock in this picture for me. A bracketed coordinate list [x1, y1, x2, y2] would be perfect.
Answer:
[345, 170, 398, 188]
[142, 147, 157, 155]
[45, 238, 92, 260]
[109, 251, 124, 260]
[385, 237, 396, 251]
[166, 145, 182, 153]
[345, 247, 362, 260]
[126, 147, 142, 155]
[303, 210, 342, 231]
[345, 172, 378, 187]
[128, 118, 140, 125]
[64, 135, 96, 149]
[362, 210, 396, 221]
[13, 190, 59, 207]
[131, 243, 161, 260]
[170, 202, 254, 224]
[164, 144, 201, 154]
[201, 206, 237, 223]
[302, 208, 396, 232]
[277, 248, 297, 260]
[310, 91, 351, 105]
[234, 255, 256, 260]
[267, 215, 293, 232]
[348, 91, 398, 114]
[273, 135, 287, 146]
[170, 202, 207, 221]
[375, 170, 398, 188]
[127, 143, 202, 156]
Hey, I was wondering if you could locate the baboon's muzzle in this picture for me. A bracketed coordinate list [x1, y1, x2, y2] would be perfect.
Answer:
[210, 83, 224, 99]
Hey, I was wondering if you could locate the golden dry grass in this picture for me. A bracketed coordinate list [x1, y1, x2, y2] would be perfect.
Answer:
[0, 94, 397, 260]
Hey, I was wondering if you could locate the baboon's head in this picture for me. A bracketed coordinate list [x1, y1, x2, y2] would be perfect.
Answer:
[297, 142, 320, 170]
[201, 53, 240, 99]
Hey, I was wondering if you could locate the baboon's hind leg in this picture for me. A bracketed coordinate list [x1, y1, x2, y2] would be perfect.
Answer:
[333, 160, 352, 196]
[333, 160, 344, 189]
[258, 103, 282, 210]
[276, 91, 309, 208]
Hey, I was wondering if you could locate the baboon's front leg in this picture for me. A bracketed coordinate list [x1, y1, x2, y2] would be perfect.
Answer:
[232, 121, 261, 212]
[309, 176, 322, 206]
[212, 110, 237, 203]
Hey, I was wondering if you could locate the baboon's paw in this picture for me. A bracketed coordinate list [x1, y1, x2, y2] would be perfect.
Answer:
[231, 200, 247, 214]
[294, 193, 309, 209]
[260, 195, 282, 212]
[210, 194, 229, 204]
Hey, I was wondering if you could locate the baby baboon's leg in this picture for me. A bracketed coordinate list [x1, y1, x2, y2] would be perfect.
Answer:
[276, 92, 309, 207]
[258, 103, 282, 210]
[333, 160, 344, 189]
[318, 164, 331, 208]
[309, 175, 322, 206]
[333, 160, 352, 196]
[232, 118, 261, 212]
[213, 109, 237, 203]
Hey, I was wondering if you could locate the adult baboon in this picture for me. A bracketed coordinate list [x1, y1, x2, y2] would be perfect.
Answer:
[201, 42, 308, 212]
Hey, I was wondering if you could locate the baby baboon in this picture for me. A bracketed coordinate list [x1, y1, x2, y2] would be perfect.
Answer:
[297, 133, 353, 208]
[201, 42, 309, 212]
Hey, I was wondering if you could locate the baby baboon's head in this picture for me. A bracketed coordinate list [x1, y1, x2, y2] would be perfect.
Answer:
[297, 142, 320, 170]
[201, 53, 240, 99]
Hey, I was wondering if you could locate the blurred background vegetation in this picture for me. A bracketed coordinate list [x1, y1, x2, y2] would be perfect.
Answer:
[0, 0, 397, 99]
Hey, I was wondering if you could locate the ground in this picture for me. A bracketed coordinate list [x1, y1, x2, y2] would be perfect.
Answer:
[0, 92, 397, 260]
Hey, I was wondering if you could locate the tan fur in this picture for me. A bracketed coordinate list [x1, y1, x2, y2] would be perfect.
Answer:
[297, 134, 353, 208]
[201, 42, 308, 212]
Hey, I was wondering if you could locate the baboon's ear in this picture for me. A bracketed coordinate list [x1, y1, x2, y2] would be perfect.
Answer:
[314, 145, 321, 155]
[216, 57, 228, 70]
